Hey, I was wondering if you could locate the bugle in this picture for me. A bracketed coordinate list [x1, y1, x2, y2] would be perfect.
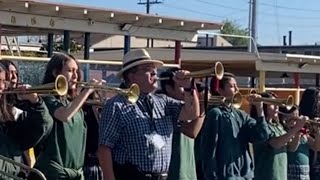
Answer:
[242, 89, 294, 110]
[77, 82, 140, 103]
[201, 92, 243, 109]
[252, 95, 294, 110]
[0, 154, 46, 180]
[1, 75, 68, 96]
[157, 61, 224, 80]
[277, 111, 320, 134]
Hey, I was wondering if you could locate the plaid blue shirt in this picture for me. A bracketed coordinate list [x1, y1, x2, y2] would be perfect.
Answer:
[99, 93, 182, 173]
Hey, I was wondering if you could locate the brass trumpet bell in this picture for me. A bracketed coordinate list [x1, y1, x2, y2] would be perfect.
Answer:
[77, 82, 140, 104]
[202, 92, 243, 109]
[1, 75, 68, 96]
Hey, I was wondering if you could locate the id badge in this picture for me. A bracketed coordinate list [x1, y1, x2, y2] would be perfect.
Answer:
[145, 131, 166, 150]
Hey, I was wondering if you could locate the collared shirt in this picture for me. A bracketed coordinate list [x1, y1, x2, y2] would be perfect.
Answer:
[99, 93, 182, 173]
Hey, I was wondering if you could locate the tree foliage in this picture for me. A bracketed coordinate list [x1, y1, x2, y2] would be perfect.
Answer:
[220, 19, 249, 46]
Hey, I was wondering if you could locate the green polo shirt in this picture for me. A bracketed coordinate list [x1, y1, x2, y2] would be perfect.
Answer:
[200, 106, 270, 180]
[34, 96, 86, 180]
[254, 122, 287, 180]
[168, 131, 197, 180]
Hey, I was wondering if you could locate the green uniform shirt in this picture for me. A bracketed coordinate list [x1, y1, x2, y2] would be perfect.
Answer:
[168, 131, 197, 180]
[0, 98, 53, 180]
[200, 106, 270, 180]
[34, 96, 86, 180]
[254, 123, 287, 180]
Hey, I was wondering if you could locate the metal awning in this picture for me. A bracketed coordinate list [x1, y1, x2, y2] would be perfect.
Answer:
[0, 0, 223, 41]
[257, 53, 320, 74]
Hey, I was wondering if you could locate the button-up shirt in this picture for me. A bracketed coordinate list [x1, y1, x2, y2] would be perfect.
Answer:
[99, 93, 182, 172]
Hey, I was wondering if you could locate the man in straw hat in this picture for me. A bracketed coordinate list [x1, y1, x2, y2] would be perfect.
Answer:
[98, 49, 204, 180]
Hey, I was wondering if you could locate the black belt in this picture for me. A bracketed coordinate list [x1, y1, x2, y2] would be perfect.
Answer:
[113, 162, 168, 180]
[143, 172, 168, 180]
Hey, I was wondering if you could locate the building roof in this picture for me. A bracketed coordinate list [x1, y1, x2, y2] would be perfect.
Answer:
[0, 0, 223, 41]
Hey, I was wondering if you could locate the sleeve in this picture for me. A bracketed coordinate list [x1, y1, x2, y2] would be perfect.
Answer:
[42, 96, 65, 116]
[164, 95, 183, 121]
[7, 97, 54, 151]
[98, 99, 123, 149]
[201, 108, 221, 180]
[241, 110, 271, 143]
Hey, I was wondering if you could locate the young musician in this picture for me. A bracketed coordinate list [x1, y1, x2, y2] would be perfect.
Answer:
[251, 92, 306, 180]
[0, 60, 34, 165]
[158, 67, 199, 180]
[83, 92, 104, 180]
[199, 72, 270, 180]
[299, 87, 320, 180]
[0, 62, 53, 178]
[32, 53, 97, 180]
[98, 49, 202, 180]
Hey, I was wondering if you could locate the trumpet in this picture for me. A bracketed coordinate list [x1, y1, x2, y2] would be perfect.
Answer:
[277, 111, 320, 133]
[77, 82, 140, 103]
[0, 154, 46, 180]
[251, 95, 294, 110]
[242, 89, 294, 110]
[201, 92, 243, 109]
[0, 75, 68, 96]
[157, 61, 224, 81]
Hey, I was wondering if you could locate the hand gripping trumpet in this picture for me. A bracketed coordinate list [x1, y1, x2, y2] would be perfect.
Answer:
[77, 82, 140, 104]
[157, 61, 224, 81]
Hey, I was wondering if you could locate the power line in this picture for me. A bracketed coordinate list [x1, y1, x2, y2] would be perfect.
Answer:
[195, 0, 247, 11]
[259, 2, 320, 12]
[160, 3, 226, 18]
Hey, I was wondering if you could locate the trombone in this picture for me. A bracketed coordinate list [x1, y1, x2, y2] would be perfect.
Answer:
[0, 154, 46, 180]
[1, 75, 68, 96]
[157, 61, 224, 80]
[76, 82, 140, 103]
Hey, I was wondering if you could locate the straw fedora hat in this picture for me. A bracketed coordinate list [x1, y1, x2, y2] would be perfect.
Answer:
[117, 49, 164, 78]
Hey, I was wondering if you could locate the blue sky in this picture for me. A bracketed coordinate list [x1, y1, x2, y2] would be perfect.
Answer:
[52, 0, 320, 46]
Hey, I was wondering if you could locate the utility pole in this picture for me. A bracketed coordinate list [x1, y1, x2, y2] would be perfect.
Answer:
[138, 0, 163, 47]
[248, 0, 257, 53]
[248, 0, 252, 52]
[251, 0, 257, 52]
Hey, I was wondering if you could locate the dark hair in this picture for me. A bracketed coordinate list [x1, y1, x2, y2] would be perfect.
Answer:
[159, 67, 181, 95]
[299, 87, 320, 118]
[42, 53, 82, 99]
[210, 72, 236, 95]
[250, 92, 278, 120]
[0, 64, 15, 122]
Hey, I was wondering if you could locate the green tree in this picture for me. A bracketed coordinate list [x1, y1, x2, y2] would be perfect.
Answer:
[220, 19, 249, 46]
